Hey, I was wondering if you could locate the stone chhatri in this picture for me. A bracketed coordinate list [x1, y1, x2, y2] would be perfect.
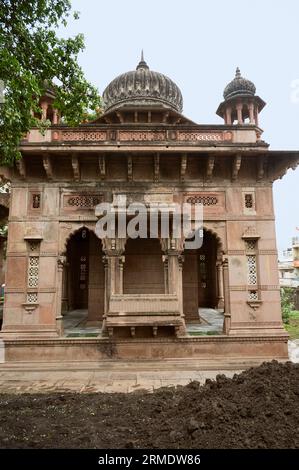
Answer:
[102, 52, 183, 113]
[1, 54, 299, 369]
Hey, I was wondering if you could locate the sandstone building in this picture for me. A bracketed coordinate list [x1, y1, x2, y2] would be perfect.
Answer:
[0, 56, 298, 363]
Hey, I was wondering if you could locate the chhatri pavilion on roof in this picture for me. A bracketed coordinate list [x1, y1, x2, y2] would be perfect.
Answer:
[0, 54, 298, 364]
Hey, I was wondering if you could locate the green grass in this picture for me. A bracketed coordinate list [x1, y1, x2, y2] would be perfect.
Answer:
[288, 310, 299, 319]
[188, 330, 221, 336]
[66, 333, 99, 338]
[284, 310, 299, 340]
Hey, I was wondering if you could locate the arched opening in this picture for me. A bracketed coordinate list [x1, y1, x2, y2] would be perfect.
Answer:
[183, 229, 224, 333]
[63, 227, 104, 333]
[124, 238, 164, 294]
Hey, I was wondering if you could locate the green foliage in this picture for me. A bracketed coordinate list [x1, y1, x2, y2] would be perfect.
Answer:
[281, 287, 295, 324]
[284, 310, 299, 339]
[0, 0, 101, 164]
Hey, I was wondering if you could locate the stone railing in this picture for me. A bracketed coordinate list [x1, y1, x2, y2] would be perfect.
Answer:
[23, 128, 240, 145]
[108, 294, 180, 315]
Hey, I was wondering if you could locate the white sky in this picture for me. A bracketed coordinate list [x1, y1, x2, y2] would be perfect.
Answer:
[59, 0, 299, 253]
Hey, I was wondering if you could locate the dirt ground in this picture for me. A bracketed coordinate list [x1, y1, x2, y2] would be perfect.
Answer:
[0, 360, 298, 449]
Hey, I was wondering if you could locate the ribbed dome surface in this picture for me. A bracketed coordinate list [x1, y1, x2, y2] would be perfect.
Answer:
[223, 68, 256, 100]
[102, 54, 183, 113]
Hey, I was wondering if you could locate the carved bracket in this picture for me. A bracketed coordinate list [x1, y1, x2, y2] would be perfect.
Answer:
[180, 154, 187, 182]
[71, 154, 80, 181]
[43, 154, 53, 180]
[247, 300, 262, 311]
[99, 154, 106, 180]
[116, 111, 124, 124]
[206, 155, 215, 181]
[154, 153, 160, 183]
[232, 154, 242, 180]
[257, 155, 268, 180]
[23, 303, 38, 313]
[57, 255, 67, 271]
[127, 154, 133, 181]
[16, 158, 26, 179]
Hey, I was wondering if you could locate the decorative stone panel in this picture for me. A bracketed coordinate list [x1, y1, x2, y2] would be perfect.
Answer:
[28, 190, 42, 214]
[184, 192, 225, 214]
[119, 131, 166, 141]
[60, 130, 107, 141]
[62, 193, 104, 212]
[242, 189, 256, 215]
[177, 131, 232, 142]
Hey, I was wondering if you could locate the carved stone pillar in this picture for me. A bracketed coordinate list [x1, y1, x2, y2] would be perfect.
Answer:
[167, 251, 179, 295]
[52, 109, 59, 125]
[177, 254, 185, 315]
[254, 106, 259, 127]
[222, 257, 231, 334]
[248, 102, 255, 124]
[162, 254, 169, 294]
[56, 256, 66, 336]
[118, 256, 125, 294]
[216, 260, 224, 310]
[225, 106, 232, 125]
[236, 102, 243, 124]
[101, 238, 126, 307]
[101, 238, 126, 335]
[41, 101, 48, 121]
[102, 255, 109, 315]
[161, 238, 184, 300]
[67, 260, 73, 311]
[61, 262, 69, 313]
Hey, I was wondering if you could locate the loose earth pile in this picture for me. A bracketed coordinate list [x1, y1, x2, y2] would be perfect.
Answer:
[0, 361, 298, 448]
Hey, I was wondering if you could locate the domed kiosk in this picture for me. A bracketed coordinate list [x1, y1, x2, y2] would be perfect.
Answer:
[216, 67, 265, 126]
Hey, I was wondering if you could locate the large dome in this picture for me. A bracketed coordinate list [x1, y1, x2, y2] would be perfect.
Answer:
[102, 53, 183, 113]
[223, 67, 256, 100]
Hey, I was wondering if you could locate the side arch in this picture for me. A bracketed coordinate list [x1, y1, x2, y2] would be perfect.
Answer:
[59, 223, 96, 255]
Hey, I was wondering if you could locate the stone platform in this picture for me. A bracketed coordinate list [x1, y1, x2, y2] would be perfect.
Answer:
[0, 335, 291, 393]
[0, 358, 262, 393]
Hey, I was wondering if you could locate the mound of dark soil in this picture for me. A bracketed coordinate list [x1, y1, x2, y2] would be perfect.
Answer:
[0, 360, 298, 448]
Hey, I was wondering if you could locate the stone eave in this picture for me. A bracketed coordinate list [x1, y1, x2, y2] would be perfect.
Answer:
[1, 147, 297, 183]
[18, 143, 270, 153]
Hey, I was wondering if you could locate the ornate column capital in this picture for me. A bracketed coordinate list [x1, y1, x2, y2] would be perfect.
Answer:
[102, 237, 126, 256]
[119, 255, 125, 267]
[178, 254, 185, 268]
[161, 237, 184, 255]
[57, 255, 66, 271]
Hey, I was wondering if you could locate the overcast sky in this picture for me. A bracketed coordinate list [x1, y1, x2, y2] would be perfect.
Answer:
[60, 0, 299, 254]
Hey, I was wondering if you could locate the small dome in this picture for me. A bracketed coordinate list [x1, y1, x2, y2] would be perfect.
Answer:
[102, 53, 183, 113]
[223, 68, 256, 100]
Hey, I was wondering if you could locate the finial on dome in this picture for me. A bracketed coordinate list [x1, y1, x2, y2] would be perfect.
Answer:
[136, 50, 149, 70]
[235, 67, 241, 78]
